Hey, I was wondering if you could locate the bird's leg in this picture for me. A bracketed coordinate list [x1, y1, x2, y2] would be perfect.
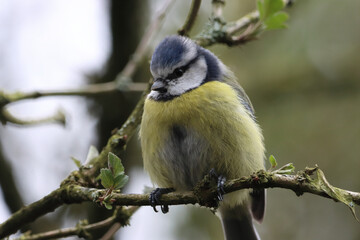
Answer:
[209, 169, 226, 201]
[149, 187, 175, 213]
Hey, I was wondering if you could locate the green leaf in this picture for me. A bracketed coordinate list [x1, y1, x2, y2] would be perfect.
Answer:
[71, 157, 82, 168]
[103, 201, 113, 210]
[100, 168, 114, 189]
[315, 169, 359, 222]
[269, 155, 277, 168]
[113, 175, 129, 190]
[267, 0, 285, 17]
[264, 12, 289, 30]
[257, 0, 286, 21]
[85, 145, 99, 164]
[257, 0, 265, 20]
[108, 152, 124, 177]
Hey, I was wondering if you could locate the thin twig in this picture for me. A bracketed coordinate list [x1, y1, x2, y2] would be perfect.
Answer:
[115, 0, 176, 83]
[226, 11, 259, 36]
[195, 0, 293, 47]
[178, 0, 202, 36]
[100, 207, 139, 240]
[1, 82, 146, 103]
[0, 148, 24, 213]
[16, 218, 114, 240]
[0, 108, 66, 126]
[229, 22, 261, 46]
[212, 0, 225, 19]
[13, 206, 139, 240]
[100, 223, 121, 240]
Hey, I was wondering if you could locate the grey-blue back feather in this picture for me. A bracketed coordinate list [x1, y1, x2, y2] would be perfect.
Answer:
[198, 48, 221, 82]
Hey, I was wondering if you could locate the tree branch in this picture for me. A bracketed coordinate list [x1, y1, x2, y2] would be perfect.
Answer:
[0, 189, 64, 238]
[13, 207, 138, 240]
[116, 0, 175, 84]
[0, 107, 66, 126]
[0, 147, 24, 213]
[211, 0, 225, 19]
[2, 165, 359, 238]
[178, 0, 202, 36]
[67, 167, 359, 209]
[99, 206, 139, 240]
[195, 0, 293, 47]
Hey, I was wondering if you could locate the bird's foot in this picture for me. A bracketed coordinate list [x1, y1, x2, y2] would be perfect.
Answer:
[149, 188, 174, 213]
[209, 169, 226, 201]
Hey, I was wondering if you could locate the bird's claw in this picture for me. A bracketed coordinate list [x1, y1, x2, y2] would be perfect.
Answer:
[217, 175, 226, 201]
[149, 188, 174, 213]
[209, 168, 226, 201]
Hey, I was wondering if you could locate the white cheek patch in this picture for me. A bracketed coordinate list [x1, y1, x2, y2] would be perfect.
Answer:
[148, 90, 159, 99]
[167, 57, 207, 96]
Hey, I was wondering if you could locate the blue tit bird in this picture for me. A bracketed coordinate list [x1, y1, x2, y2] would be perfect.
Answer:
[140, 35, 265, 240]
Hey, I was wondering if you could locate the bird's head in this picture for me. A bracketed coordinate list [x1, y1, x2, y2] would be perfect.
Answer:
[149, 35, 223, 101]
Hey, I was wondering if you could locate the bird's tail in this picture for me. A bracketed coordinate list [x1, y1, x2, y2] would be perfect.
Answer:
[219, 205, 260, 240]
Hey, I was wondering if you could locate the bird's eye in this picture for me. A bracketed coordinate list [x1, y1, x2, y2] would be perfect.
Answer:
[173, 68, 184, 78]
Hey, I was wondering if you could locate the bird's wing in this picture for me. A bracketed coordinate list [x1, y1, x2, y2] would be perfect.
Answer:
[221, 67, 256, 118]
[222, 67, 266, 222]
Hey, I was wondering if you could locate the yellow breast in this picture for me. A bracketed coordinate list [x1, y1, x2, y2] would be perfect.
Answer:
[140, 81, 264, 198]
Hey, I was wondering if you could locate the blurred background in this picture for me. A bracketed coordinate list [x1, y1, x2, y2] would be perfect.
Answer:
[0, 0, 359, 239]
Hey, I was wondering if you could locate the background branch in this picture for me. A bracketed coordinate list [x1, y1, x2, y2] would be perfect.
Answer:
[14, 206, 139, 240]
[195, 0, 292, 47]
[0, 148, 24, 213]
[0, 108, 66, 126]
[0, 0, 174, 127]
[211, 0, 225, 19]
[178, 0, 202, 36]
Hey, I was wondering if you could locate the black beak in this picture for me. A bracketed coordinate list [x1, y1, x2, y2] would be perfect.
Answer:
[151, 79, 167, 93]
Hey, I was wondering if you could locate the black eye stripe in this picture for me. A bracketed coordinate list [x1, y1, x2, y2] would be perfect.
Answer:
[166, 55, 199, 80]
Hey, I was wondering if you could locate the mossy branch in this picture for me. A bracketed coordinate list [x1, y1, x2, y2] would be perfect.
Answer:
[2, 165, 360, 238]
[195, 0, 293, 47]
